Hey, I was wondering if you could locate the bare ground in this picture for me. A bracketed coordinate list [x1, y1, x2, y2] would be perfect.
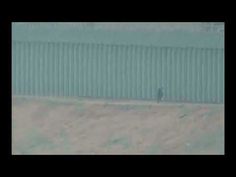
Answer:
[12, 96, 224, 155]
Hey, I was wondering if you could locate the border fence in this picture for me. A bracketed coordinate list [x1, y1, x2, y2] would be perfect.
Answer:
[12, 40, 224, 103]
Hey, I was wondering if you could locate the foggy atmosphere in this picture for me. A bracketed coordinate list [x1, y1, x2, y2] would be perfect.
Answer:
[12, 22, 224, 154]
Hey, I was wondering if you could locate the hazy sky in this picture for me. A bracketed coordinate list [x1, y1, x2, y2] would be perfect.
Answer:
[14, 22, 224, 33]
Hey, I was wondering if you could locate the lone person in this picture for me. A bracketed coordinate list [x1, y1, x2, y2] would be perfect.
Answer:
[157, 87, 163, 103]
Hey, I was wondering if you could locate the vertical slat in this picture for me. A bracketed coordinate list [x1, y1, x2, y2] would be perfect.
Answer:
[75, 43, 79, 97]
[202, 48, 207, 103]
[185, 47, 189, 102]
[147, 46, 152, 100]
[97, 44, 101, 98]
[156, 47, 161, 101]
[104, 44, 107, 98]
[137, 45, 141, 99]
[220, 48, 224, 103]
[48, 42, 52, 97]
[92, 44, 98, 98]
[143, 46, 147, 100]
[210, 48, 214, 103]
[93, 43, 98, 97]
[42, 42, 46, 97]
[57, 42, 60, 97]
[113, 44, 118, 99]
[50, 42, 54, 97]
[30, 42, 36, 96]
[59, 42, 66, 97]
[12, 41, 16, 95]
[124, 45, 129, 99]
[166, 47, 170, 101]
[68, 43, 72, 97]
[21, 41, 25, 95]
[73, 43, 77, 97]
[137, 45, 142, 99]
[216, 48, 220, 103]
[191, 47, 196, 103]
[120, 44, 123, 99]
[142, 46, 146, 100]
[149, 46, 154, 100]
[85, 43, 89, 97]
[81, 43, 86, 97]
[159, 47, 162, 100]
[101, 43, 105, 98]
[187, 47, 191, 102]
[176, 47, 181, 102]
[14, 41, 18, 95]
[37, 42, 41, 96]
[79, 43, 84, 97]
[130, 45, 135, 99]
[44, 42, 49, 97]
[19, 41, 23, 95]
[180, 48, 185, 102]
[64, 42, 67, 97]
[24, 41, 28, 95]
[90, 43, 94, 97]
[40, 42, 44, 96]
[33, 42, 37, 96]
[20, 41, 24, 95]
[213, 48, 217, 103]
[116, 45, 121, 99]
[200, 48, 204, 103]
[96, 43, 100, 98]
[133, 45, 138, 99]
[111, 44, 115, 99]
[54, 42, 59, 97]
[29, 41, 33, 96]
[164, 47, 168, 101]
[87, 43, 91, 97]
[174, 47, 179, 102]
[107, 44, 111, 98]
[195, 48, 200, 103]
[151, 46, 155, 100]
[171, 47, 176, 102]
[72, 43, 76, 97]
[47, 42, 50, 97]
[189, 47, 193, 102]
[128, 45, 132, 99]
[222, 48, 225, 104]
[143, 46, 147, 99]
[205, 48, 210, 103]
[121, 45, 125, 99]
[112, 44, 116, 99]
[60, 42, 64, 97]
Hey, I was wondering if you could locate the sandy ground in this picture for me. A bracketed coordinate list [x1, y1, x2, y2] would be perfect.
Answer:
[12, 96, 224, 155]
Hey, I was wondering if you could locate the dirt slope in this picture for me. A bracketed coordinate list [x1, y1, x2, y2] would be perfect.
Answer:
[12, 96, 224, 154]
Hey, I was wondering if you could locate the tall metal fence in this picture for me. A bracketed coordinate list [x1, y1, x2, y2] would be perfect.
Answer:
[12, 40, 224, 103]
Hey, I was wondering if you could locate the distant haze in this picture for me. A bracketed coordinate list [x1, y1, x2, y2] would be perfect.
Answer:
[13, 22, 224, 33]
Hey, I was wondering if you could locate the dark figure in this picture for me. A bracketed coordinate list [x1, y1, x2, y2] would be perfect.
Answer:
[157, 87, 163, 103]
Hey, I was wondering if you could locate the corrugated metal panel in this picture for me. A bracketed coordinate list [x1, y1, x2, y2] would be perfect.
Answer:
[12, 40, 224, 104]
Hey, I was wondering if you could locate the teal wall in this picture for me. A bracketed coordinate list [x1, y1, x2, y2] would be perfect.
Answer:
[12, 41, 224, 103]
